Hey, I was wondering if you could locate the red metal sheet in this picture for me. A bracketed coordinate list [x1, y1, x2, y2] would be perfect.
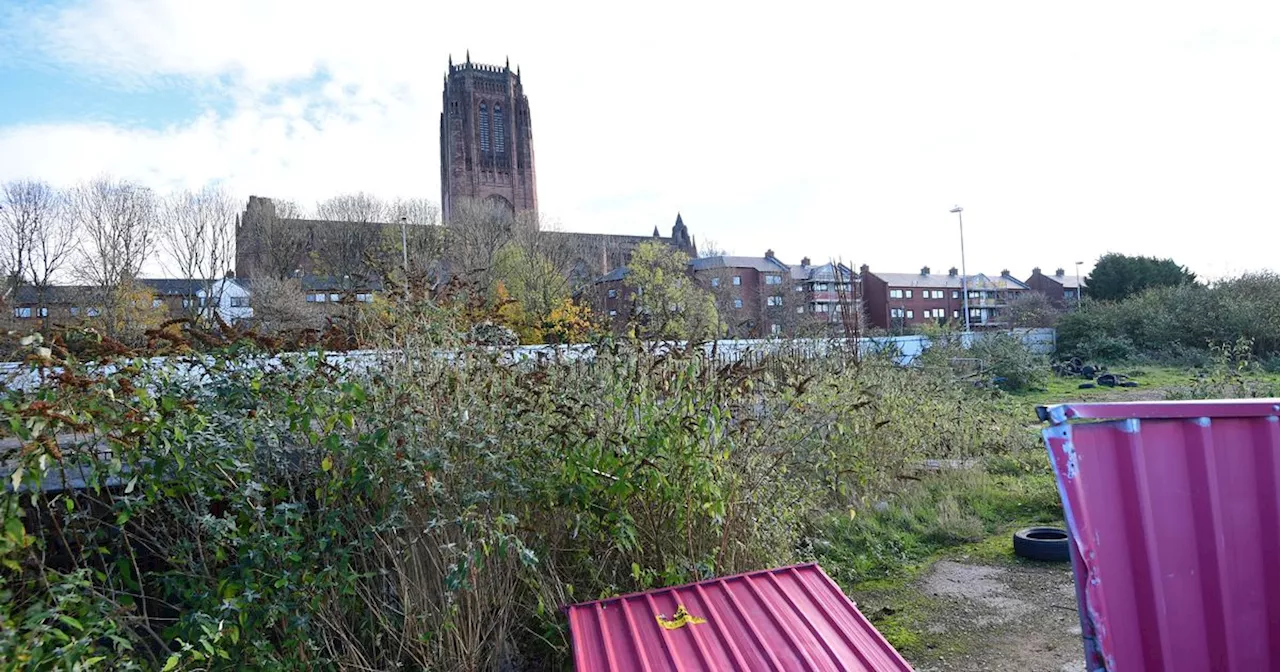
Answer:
[1043, 399, 1280, 671]
[564, 563, 914, 671]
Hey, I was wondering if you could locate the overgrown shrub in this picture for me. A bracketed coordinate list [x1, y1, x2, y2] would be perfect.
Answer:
[1, 318, 1041, 668]
[968, 333, 1048, 392]
[1058, 272, 1280, 362]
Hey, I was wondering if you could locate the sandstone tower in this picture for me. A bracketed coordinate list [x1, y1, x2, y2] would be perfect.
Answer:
[439, 53, 537, 224]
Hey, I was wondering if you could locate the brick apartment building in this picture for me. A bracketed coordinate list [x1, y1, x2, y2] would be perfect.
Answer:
[588, 251, 856, 338]
[1025, 267, 1085, 307]
[860, 266, 1029, 331]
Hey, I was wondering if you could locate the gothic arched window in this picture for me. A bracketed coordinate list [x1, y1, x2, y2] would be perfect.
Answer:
[479, 103, 490, 152]
[494, 104, 505, 154]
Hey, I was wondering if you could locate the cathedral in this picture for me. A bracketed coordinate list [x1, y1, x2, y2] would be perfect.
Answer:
[235, 55, 694, 284]
[438, 53, 695, 279]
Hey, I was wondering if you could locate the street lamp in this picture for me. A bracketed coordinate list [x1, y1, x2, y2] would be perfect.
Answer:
[950, 206, 971, 334]
[1075, 261, 1083, 307]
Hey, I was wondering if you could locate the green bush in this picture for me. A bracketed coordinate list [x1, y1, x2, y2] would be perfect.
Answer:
[1, 324, 1045, 668]
[969, 333, 1048, 392]
[1058, 272, 1280, 362]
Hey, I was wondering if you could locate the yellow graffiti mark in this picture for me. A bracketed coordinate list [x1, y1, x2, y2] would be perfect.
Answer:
[656, 605, 707, 630]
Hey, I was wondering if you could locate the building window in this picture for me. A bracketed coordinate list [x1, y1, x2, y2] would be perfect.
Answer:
[794, 284, 803, 292]
[710, 278, 720, 288]
[904, 289, 913, 299]
[70, 307, 81, 317]
[953, 310, 959, 318]
[38, 307, 47, 317]
[182, 298, 193, 308]
[796, 306, 804, 314]
[771, 323, 781, 335]
[493, 104, 505, 153]
[609, 309, 617, 317]
[151, 298, 163, 308]
[306, 293, 325, 303]
[766, 296, 783, 307]
[890, 308, 904, 318]
[479, 103, 490, 152]
[906, 310, 914, 319]
[230, 296, 251, 308]
[330, 293, 340, 302]
[733, 299, 743, 309]
[732, 276, 741, 286]
[355, 293, 373, 303]
[815, 283, 828, 291]
[87, 307, 100, 317]
[607, 289, 617, 298]
[815, 303, 829, 313]
[765, 275, 782, 285]
[13, 307, 31, 319]
[889, 289, 903, 299]
[952, 290, 960, 299]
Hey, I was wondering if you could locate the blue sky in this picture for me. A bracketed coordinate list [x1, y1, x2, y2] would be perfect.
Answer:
[3, 0, 1280, 280]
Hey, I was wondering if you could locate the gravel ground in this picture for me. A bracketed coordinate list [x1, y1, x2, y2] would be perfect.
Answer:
[903, 559, 1084, 672]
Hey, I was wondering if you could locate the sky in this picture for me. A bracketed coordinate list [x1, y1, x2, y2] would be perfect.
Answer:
[2, 1, 1280, 281]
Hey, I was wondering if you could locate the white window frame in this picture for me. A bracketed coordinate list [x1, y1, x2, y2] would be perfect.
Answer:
[732, 276, 742, 286]
[906, 310, 914, 319]
[710, 277, 720, 288]
[889, 289, 903, 299]
[607, 289, 617, 298]
[733, 298, 743, 309]
[13, 307, 31, 319]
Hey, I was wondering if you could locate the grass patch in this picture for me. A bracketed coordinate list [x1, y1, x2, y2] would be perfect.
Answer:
[811, 448, 1061, 588]
[810, 449, 1064, 657]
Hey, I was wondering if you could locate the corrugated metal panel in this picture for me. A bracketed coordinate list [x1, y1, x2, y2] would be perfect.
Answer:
[564, 563, 913, 671]
[1043, 399, 1280, 672]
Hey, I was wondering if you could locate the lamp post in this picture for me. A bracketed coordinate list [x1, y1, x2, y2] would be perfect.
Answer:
[1075, 261, 1083, 307]
[950, 206, 971, 334]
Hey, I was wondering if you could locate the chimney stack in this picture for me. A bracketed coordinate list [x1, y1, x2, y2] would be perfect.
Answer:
[948, 267, 958, 277]
[1055, 268, 1065, 277]
[860, 264, 870, 275]
[801, 257, 811, 267]
[1032, 266, 1042, 276]
[920, 266, 930, 276]
[1001, 269, 1010, 278]
[765, 249, 775, 259]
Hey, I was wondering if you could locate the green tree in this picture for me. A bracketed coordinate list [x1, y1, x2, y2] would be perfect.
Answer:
[627, 241, 721, 340]
[1085, 252, 1196, 302]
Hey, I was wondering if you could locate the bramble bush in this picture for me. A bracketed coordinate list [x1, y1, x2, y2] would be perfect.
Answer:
[1, 308, 1041, 669]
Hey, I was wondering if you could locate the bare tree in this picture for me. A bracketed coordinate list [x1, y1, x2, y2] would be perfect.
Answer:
[1, 180, 76, 321]
[446, 197, 516, 289]
[314, 192, 390, 278]
[698, 238, 728, 258]
[248, 275, 324, 333]
[250, 198, 310, 280]
[162, 184, 237, 320]
[379, 198, 445, 291]
[69, 176, 158, 332]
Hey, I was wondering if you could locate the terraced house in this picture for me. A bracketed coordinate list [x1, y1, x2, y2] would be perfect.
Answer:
[861, 265, 1029, 331]
[588, 251, 856, 338]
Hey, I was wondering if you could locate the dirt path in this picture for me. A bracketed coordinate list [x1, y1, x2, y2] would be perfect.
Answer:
[857, 555, 1085, 672]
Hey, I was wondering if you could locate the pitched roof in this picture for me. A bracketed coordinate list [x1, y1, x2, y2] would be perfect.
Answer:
[564, 563, 912, 671]
[690, 256, 790, 273]
[869, 271, 1029, 290]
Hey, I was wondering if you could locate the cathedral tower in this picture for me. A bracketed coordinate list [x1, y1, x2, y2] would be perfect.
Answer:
[440, 53, 538, 224]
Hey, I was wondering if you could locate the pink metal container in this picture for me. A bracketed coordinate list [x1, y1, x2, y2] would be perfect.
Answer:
[564, 563, 913, 671]
[1043, 399, 1280, 671]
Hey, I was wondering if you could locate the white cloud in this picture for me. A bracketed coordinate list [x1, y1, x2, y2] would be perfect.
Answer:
[3, 0, 1280, 279]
